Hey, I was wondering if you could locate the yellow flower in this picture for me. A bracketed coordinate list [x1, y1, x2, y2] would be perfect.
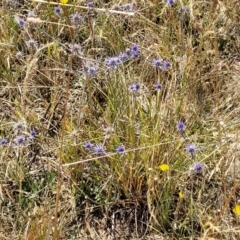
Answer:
[178, 191, 184, 199]
[233, 204, 240, 215]
[159, 164, 169, 172]
[60, 0, 68, 4]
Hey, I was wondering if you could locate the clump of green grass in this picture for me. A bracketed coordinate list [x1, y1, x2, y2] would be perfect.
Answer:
[0, 0, 240, 239]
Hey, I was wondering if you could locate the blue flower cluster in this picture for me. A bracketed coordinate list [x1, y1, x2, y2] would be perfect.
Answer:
[104, 44, 140, 70]
[0, 129, 37, 147]
[176, 122, 203, 173]
[151, 58, 171, 71]
[84, 141, 125, 156]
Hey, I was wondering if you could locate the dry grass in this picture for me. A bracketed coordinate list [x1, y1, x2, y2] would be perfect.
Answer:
[0, 0, 240, 239]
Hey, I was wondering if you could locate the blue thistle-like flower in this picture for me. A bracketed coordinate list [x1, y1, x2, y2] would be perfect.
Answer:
[129, 82, 140, 93]
[116, 145, 125, 155]
[71, 12, 83, 26]
[155, 82, 162, 90]
[30, 129, 37, 137]
[54, 6, 62, 15]
[0, 138, 8, 145]
[193, 162, 203, 172]
[84, 141, 94, 151]
[162, 61, 171, 70]
[14, 135, 26, 145]
[151, 58, 171, 71]
[165, 0, 175, 5]
[186, 143, 197, 155]
[105, 56, 123, 69]
[93, 144, 105, 155]
[177, 121, 186, 132]
[151, 58, 163, 68]
[87, 66, 98, 76]
[15, 17, 25, 27]
[86, 2, 94, 8]
[130, 44, 140, 58]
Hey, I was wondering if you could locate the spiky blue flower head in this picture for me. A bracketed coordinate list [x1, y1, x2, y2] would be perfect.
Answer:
[86, 2, 94, 8]
[116, 145, 125, 155]
[87, 66, 98, 76]
[54, 6, 62, 15]
[14, 135, 26, 145]
[30, 129, 37, 137]
[151, 58, 163, 68]
[130, 44, 140, 58]
[151, 58, 171, 71]
[93, 144, 105, 155]
[15, 17, 25, 27]
[84, 141, 93, 151]
[105, 56, 123, 69]
[192, 162, 203, 172]
[155, 82, 162, 90]
[129, 82, 140, 93]
[162, 61, 171, 70]
[0, 138, 8, 145]
[177, 121, 186, 132]
[71, 12, 83, 26]
[186, 143, 197, 154]
[165, 0, 175, 5]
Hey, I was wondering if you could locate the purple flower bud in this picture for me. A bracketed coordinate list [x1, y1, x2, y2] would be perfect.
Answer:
[116, 145, 125, 155]
[165, 0, 175, 5]
[129, 83, 140, 93]
[86, 2, 94, 8]
[177, 122, 186, 132]
[130, 44, 140, 58]
[30, 129, 37, 137]
[105, 56, 123, 69]
[87, 66, 98, 76]
[151, 58, 171, 71]
[71, 12, 83, 26]
[186, 143, 197, 154]
[162, 61, 171, 70]
[15, 17, 25, 27]
[155, 82, 162, 90]
[54, 6, 62, 15]
[14, 135, 26, 145]
[84, 141, 93, 151]
[151, 58, 163, 68]
[191, 162, 203, 173]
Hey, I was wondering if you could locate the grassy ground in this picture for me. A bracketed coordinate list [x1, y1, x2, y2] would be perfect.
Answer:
[0, 0, 240, 239]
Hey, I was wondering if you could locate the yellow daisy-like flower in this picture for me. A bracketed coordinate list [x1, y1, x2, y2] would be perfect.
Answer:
[159, 164, 169, 172]
[178, 191, 184, 199]
[60, 0, 68, 4]
[233, 204, 240, 215]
